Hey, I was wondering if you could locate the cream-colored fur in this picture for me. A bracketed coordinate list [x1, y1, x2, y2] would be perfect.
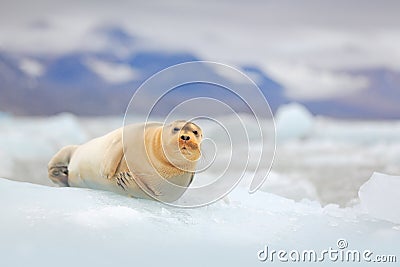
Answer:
[48, 121, 202, 202]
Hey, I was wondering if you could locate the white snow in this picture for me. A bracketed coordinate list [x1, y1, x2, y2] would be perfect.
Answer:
[0, 112, 400, 265]
[19, 58, 45, 77]
[257, 171, 319, 202]
[359, 172, 400, 224]
[275, 103, 314, 141]
[0, 113, 88, 185]
[85, 58, 140, 83]
[1, 112, 400, 206]
[0, 178, 399, 267]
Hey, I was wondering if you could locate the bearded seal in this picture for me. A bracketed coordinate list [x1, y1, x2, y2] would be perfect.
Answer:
[48, 120, 203, 202]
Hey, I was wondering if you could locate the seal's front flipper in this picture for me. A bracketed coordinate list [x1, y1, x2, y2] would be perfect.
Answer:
[48, 145, 78, 187]
[101, 134, 124, 180]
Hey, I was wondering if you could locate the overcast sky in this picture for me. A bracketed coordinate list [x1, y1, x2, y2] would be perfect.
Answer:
[1, 0, 399, 100]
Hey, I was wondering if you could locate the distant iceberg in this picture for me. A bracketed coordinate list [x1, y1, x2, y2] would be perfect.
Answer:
[359, 172, 400, 224]
[275, 102, 314, 141]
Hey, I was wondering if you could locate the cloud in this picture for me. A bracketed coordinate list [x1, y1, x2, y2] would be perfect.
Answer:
[0, 0, 399, 101]
[262, 63, 369, 100]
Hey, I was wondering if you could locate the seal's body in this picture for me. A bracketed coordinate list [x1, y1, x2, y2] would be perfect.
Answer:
[48, 121, 202, 202]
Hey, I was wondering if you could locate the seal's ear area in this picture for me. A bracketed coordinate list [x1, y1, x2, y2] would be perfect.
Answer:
[101, 135, 124, 179]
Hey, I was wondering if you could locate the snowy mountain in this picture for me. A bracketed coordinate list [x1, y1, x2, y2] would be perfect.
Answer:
[0, 25, 399, 118]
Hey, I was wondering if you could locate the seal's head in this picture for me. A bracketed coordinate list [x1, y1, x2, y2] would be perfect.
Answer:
[162, 120, 203, 166]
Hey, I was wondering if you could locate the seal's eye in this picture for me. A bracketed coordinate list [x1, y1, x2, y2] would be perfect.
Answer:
[193, 130, 198, 135]
[173, 127, 180, 132]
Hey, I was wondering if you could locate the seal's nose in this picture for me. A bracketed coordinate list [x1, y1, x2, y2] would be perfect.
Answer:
[180, 135, 190, 141]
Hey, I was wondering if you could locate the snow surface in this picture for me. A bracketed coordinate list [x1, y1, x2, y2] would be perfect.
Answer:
[1, 105, 400, 205]
[0, 104, 400, 265]
[0, 177, 399, 267]
[19, 58, 45, 77]
[84, 58, 141, 83]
